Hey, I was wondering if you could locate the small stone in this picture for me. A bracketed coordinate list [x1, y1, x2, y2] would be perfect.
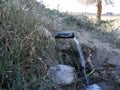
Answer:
[86, 84, 101, 90]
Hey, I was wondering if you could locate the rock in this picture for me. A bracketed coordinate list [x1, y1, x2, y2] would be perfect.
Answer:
[55, 39, 73, 51]
[47, 64, 77, 85]
[108, 55, 120, 67]
[86, 84, 101, 90]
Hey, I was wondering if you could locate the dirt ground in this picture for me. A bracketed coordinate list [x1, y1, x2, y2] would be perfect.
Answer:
[53, 14, 120, 90]
[55, 30, 120, 90]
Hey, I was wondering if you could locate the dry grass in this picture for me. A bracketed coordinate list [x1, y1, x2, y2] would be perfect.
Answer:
[0, 0, 58, 89]
[0, 0, 120, 89]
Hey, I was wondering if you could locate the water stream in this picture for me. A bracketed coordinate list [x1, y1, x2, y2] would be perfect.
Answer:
[54, 32, 100, 90]
[73, 38, 89, 85]
[74, 38, 101, 90]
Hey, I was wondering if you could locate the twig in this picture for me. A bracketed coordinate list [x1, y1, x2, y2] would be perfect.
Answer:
[0, 71, 13, 74]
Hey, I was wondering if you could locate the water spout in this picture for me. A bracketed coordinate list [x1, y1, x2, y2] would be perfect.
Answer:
[53, 32, 101, 90]
[73, 38, 89, 85]
[74, 38, 101, 90]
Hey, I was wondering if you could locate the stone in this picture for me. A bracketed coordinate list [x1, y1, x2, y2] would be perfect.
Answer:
[108, 55, 120, 67]
[86, 84, 101, 90]
[47, 64, 77, 85]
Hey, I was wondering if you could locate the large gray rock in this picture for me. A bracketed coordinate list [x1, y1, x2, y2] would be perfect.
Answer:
[47, 64, 77, 85]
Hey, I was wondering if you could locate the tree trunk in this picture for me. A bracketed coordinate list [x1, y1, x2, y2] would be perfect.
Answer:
[97, 0, 102, 21]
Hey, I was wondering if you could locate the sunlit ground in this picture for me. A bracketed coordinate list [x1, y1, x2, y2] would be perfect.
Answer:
[36, 0, 120, 35]
[36, 0, 120, 14]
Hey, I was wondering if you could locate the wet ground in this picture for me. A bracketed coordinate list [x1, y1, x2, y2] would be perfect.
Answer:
[58, 68, 120, 90]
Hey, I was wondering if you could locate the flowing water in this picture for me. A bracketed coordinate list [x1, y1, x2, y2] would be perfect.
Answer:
[74, 38, 101, 90]
[54, 32, 101, 90]
[73, 38, 89, 85]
